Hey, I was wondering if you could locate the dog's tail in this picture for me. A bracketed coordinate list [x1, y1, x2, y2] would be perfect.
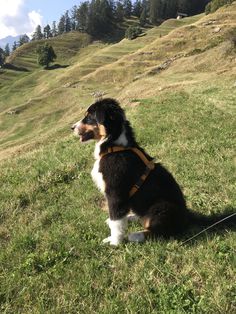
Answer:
[187, 209, 236, 229]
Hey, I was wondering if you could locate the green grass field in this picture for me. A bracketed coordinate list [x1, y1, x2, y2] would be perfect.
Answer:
[0, 4, 236, 313]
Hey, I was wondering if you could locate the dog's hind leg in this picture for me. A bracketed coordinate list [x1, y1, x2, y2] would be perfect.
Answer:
[128, 216, 151, 242]
[128, 230, 150, 242]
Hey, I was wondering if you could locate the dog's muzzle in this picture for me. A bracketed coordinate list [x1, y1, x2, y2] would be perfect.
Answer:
[71, 121, 95, 142]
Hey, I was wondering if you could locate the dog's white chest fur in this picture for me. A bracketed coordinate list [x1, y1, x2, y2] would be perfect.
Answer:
[91, 141, 106, 193]
[91, 160, 105, 193]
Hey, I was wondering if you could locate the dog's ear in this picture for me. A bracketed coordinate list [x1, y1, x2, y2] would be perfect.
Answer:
[95, 109, 105, 125]
[108, 106, 124, 122]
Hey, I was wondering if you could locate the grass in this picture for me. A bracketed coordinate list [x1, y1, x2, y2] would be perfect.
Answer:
[0, 4, 236, 313]
[0, 89, 235, 313]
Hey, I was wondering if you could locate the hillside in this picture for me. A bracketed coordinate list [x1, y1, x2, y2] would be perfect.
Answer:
[0, 3, 236, 313]
[0, 14, 203, 159]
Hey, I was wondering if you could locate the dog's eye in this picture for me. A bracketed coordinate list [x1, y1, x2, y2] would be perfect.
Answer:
[84, 114, 96, 125]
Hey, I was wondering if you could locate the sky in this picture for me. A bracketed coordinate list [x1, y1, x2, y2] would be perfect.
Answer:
[0, 0, 79, 39]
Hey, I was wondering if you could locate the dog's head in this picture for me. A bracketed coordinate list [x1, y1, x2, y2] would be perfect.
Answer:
[71, 98, 126, 142]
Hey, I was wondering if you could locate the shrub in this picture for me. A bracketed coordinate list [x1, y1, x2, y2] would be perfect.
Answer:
[125, 26, 142, 40]
[36, 43, 57, 68]
[205, 0, 233, 14]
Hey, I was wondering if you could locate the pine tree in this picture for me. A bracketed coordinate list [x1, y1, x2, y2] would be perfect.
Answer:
[164, 0, 177, 18]
[0, 48, 5, 67]
[4, 43, 10, 57]
[43, 24, 52, 39]
[58, 15, 66, 34]
[18, 34, 30, 46]
[70, 5, 78, 30]
[65, 10, 72, 32]
[123, 0, 132, 17]
[87, 0, 114, 37]
[51, 21, 58, 37]
[140, 7, 147, 26]
[177, 0, 190, 14]
[149, 0, 162, 24]
[115, 1, 124, 22]
[189, 0, 211, 15]
[12, 41, 18, 51]
[32, 25, 43, 41]
[36, 43, 57, 68]
[133, 0, 142, 17]
[77, 2, 89, 31]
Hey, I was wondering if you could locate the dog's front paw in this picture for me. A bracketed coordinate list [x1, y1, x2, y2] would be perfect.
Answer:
[102, 236, 112, 244]
[105, 218, 110, 226]
[102, 236, 122, 246]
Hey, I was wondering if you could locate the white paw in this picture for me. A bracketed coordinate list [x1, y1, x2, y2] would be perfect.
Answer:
[105, 218, 110, 226]
[102, 236, 122, 246]
[128, 232, 145, 243]
[102, 236, 112, 243]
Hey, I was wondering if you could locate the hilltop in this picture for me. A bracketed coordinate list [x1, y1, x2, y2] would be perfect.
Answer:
[0, 3, 236, 313]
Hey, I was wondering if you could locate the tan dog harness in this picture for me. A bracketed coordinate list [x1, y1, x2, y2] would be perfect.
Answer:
[100, 146, 155, 198]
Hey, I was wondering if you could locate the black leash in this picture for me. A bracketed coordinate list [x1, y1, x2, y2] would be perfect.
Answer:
[180, 212, 236, 246]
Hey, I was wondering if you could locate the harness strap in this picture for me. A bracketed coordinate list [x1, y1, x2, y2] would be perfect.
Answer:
[100, 146, 155, 198]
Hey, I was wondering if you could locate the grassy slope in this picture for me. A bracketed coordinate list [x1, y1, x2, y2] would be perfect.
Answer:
[0, 14, 202, 160]
[0, 5, 236, 313]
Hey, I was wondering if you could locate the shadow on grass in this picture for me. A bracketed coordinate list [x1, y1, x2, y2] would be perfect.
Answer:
[3, 63, 29, 72]
[137, 207, 236, 246]
[47, 64, 69, 70]
[178, 206, 236, 246]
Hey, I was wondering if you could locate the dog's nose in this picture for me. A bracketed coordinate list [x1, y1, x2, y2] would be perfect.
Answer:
[71, 125, 75, 131]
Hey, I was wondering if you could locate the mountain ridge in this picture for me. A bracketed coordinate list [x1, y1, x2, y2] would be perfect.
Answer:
[0, 35, 21, 49]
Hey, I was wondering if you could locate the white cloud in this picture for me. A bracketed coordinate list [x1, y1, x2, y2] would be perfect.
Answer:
[28, 10, 43, 30]
[0, 0, 43, 39]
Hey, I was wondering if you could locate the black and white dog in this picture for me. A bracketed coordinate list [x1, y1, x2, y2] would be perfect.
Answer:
[71, 98, 234, 245]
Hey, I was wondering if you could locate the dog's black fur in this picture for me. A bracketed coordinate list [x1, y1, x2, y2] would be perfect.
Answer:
[72, 98, 235, 240]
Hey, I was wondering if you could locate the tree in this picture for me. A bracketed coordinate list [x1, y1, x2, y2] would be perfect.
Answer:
[70, 5, 78, 30]
[77, 2, 89, 31]
[4, 44, 10, 57]
[12, 41, 18, 51]
[0, 48, 5, 67]
[51, 21, 58, 37]
[125, 25, 142, 39]
[123, 0, 132, 17]
[177, 0, 190, 14]
[36, 43, 57, 68]
[58, 15, 66, 34]
[164, 0, 177, 18]
[115, 1, 125, 21]
[87, 0, 114, 37]
[18, 34, 30, 46]
[149, 0, 162, 24]
[32, 25, 43, 40]
[65, 10, 72, 32]
[43, 24, 52, 39]
[140, 7, 147, 26]
[133, 0, 142, 17]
